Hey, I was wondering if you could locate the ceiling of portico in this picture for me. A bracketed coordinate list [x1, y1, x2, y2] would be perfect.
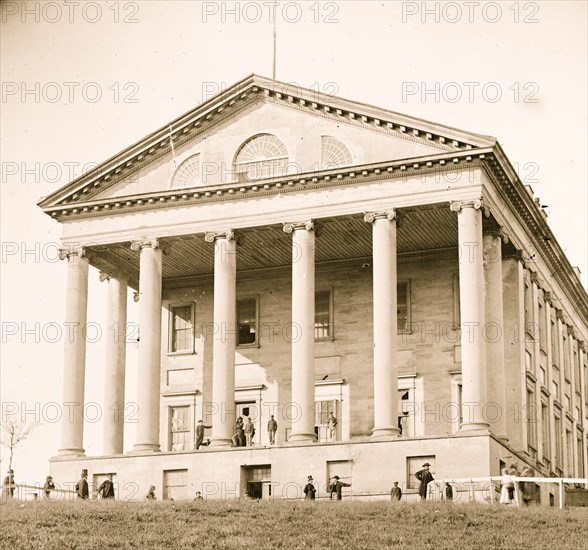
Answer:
[87, 203, 466, 289]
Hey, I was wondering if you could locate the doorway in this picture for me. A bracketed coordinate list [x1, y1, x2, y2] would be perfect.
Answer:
[241, 465, 272, 500]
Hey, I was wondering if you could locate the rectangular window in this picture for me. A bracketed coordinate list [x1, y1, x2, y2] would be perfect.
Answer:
[541, 402, 550, 462]
[398, 389, 415, 437]
[566, 429, 574, 475]
[573, 348, 580, 387]
[524, 281, 534, 339]
[314, 399, 338, 442]
[407, 456, 435, 491]
[563, 332, 570, 380]
[577, 434, 584, 478]
[551, 318, 559, 367]
[237, 297, 258, 346]
[554, 414, 563, 470]
[315, 290, 333, 342]
[538, 300, 547, 352]
[169, 304, 194, 353]
[453, 274, 460, 328]
[169, 406, 190, 452]
[397, 281, 410, 332]
[526, 387, 537, 452]
[552, 366, 561, 400]
[525, 351, 533, 373]
[163, 469, 188, 500]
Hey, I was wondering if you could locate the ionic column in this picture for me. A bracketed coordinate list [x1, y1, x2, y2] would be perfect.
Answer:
[205, 230, 237, 447]
[283, 221, 316, 442]
[364, 211, 400, 438]
[483, 228, 508, 441]
[100, 271, 128, 455]
[132, 240, 163, 452]
[451, 199, 489, 430]
[58, 247, 89, 456]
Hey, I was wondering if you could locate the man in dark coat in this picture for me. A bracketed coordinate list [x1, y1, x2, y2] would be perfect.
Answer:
[329, 476, 351, 500]
[390, 481, 402, 502]
[3, 469, 15, 498]
[98, 474, 115, 499]
[304, 475, 316, 500]
[76, 470, 89, 499]
[43, 476, 55, 499]
[414, 463, 434, 501]
[195, 420, 212, 450]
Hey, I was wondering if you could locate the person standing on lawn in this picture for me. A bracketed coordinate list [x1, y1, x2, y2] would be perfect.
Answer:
[414, 463, 434, 501]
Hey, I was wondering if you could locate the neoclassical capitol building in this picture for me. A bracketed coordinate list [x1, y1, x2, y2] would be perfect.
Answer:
[40, 75, 588, 502]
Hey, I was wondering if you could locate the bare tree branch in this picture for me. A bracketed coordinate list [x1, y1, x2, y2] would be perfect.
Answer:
[1, 416, 38, 473]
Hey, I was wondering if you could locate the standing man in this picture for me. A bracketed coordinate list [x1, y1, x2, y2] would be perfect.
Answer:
[98, 473, 115, 499]
[3, 469, 15, 498]
[76, 469, 89, 500]
[414, 463, 434, 501]
[327, 412, 338, 441]
[195, 420, 212, 450]
[444, 483, 453, 502]
[304, 475, 316, 500]
[267, 415, 278, 446]
[329, 476, 351, 500]
[243, 417, 254, 447]
[390, 481, 402, 502]
[43, 476, 55, 499]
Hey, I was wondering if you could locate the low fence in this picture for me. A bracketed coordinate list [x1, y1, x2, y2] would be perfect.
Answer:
[430, 476, 588, 509]
[2, 477, 587, 507]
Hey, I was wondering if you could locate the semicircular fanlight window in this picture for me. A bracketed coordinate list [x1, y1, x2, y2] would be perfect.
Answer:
[321, 136, 352, 170]
[171, 154, 201, 188]
[233, 134, 288, 181]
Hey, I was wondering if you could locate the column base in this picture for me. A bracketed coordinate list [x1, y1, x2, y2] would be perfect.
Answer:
[460, 422, 490, 432]
[287, 432, 317, 444]
[210, 438, 233, 448]
[58, 448, 85, 457]
[131, 443, 161, 453]
[371, 427, 400, 438]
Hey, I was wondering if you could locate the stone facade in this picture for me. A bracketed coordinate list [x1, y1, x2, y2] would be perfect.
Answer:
[39, 75, 588, 502]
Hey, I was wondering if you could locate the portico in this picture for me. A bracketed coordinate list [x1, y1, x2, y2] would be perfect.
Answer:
[41, 75, 587, 501]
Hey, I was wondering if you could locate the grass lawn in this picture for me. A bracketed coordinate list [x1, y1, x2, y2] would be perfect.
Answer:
[1, 499, 586, 549]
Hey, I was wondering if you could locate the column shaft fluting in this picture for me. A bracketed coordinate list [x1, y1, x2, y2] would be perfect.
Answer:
[59, 250, 89, 456]
[133, 242, 163, 452]
[103, 274, 128, 455]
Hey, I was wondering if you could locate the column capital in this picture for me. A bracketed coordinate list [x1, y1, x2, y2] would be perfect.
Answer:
[130, 239, 168, 252]
[543, 291, 553, 303]
[204, 229, 236, 243]
[363, 210, 396, 223]
[99, 270, 127, 282]
[58, 246, 88, 261]
[283, 220, 314, 233]
[450, 198, 483, 212]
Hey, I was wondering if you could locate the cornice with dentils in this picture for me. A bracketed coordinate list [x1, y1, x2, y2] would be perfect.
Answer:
[484, 142, 588, 327]
[37, 73, 496, 210]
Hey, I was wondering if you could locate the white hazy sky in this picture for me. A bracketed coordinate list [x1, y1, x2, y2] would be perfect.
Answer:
[1, 0, 587, 485]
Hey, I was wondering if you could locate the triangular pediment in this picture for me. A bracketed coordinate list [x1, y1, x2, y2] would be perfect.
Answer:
[38, 74, 496, 210]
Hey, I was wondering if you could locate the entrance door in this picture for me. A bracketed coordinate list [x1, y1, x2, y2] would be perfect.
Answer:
[236, 401, 261, 445]
[242, 465, 271, 500]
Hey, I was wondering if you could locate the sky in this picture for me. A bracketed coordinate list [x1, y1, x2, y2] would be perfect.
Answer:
[1, 0, 587, 485]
